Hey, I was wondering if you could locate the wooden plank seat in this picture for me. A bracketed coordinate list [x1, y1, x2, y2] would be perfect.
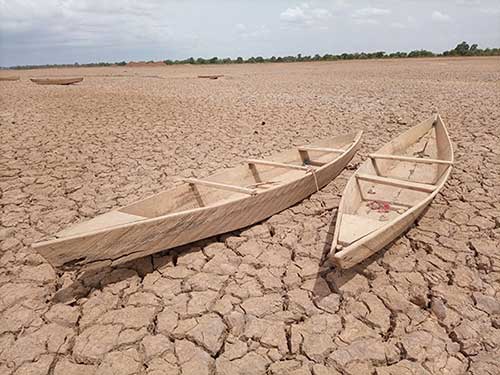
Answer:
[183, 178, 257, 195]
[247, 159, 311, 171]
[369, 154, 453, 165]
[297, 146, 345, 153]
[356, 173, 436, 193]
[338, 213, 386, 245]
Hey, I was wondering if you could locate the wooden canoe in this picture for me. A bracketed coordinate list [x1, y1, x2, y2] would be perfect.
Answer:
[33, 131, 363, 271]
[331, 114, 453, 269]
[30, 77, 83, 85]
[198, 75, 223, 79]
[0, 76, 20, 81]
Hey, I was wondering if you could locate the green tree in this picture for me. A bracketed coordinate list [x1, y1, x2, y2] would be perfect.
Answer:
[454, 41, 470, 55]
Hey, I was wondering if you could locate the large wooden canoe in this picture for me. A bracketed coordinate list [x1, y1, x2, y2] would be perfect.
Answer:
[33, 131, 363, 271]
[30, 77, 83, 85]
[0, 76, 20, 81]
[331, 114, 453, 268]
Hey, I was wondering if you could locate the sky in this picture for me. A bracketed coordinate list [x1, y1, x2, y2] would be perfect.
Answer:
[0, 0, 499, 66]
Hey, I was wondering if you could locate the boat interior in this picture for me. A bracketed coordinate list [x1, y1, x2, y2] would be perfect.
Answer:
[57, 132, 360, 238]
[336, 116, 453, 247]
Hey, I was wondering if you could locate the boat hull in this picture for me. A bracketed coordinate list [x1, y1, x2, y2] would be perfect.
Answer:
[34, 133, 362, 271]
[332, 176, 447, 269]
[0, 76, 20, 81]
[30, 78, 83, 85]
[331, 114, 453, 268]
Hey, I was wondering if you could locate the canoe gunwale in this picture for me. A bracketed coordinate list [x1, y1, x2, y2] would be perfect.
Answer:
[33, 131, 363, 253]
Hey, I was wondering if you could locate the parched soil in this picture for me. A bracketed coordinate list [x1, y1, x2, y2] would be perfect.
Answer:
[0, 57, 499, 374]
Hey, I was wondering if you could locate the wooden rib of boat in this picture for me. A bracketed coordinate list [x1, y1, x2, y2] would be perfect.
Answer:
[0, 76, 20, 81]
[30, 77, 83, 85]
[198, 75, 223, 79]
[330, 114, 453, 269]
[33, 131, 363, 271]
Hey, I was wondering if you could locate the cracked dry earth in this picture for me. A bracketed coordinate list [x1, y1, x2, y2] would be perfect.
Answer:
[0, 57, 499, 375]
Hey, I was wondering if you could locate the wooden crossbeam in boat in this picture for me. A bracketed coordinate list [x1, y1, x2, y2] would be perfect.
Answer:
[297, 146, 345, 153]
[183, 178, 257, 195]
[247, 159, 310, 171]
[304, 160, 326, 167]
[369, 154, 453, 165]
[356, 173, 436, 193]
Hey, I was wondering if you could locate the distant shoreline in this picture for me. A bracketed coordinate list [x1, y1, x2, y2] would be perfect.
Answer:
[3, 42, 499, 70]
[2, 55, 499, 72]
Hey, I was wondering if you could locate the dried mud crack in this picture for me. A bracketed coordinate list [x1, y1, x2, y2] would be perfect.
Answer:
[1, 58, 499, 374]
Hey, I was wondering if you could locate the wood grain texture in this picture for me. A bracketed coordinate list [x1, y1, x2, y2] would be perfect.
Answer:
[30, 78, 84, 85]
[33, 131, 363, 271]
[331, 114, 453, 269]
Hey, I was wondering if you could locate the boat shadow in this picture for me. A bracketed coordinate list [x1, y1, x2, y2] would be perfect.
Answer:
[312, 205, 432, 304]
[310, 208, 394, 304]
[52, 234, 232, 303]
[53, 206, 402, 304]
[310, 210, 360, 301]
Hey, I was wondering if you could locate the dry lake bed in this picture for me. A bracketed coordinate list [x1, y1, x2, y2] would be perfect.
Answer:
[0, 57, 499, 374]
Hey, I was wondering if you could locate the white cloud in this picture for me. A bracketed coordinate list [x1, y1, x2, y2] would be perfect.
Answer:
[0, 0, 172, 48]
[280, 3, 332, 26]
[236, 24, 269, 39]
[352, 7, 391, 18]
[431, 10, 451, 22]
[351, 7, 391, 25]
[280, 6, 307, 23]
[390, 22, 406, 29]
[357, 19, 380, 25]
[456, 0, 481, 5]
[479, 7, 500, 14]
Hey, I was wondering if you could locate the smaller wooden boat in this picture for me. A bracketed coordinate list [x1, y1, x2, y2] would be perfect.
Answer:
[331, 114, 453, 268]
[0, 76, 20, 81]
[33, 132, 362, 272]
[30, 77, 83, 85]
[198, 75, 223, 80]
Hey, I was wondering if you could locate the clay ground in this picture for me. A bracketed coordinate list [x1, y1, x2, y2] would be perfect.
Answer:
[0, 57, 499, 375]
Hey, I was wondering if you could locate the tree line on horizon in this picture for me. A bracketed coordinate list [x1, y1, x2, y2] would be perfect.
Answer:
[5, 42, 499, 70]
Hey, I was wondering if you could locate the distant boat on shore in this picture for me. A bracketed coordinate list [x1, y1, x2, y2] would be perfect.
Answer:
[198, 75, 224, 79]
[0, 76, 20, 81]
[30, 77, 84, 85]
